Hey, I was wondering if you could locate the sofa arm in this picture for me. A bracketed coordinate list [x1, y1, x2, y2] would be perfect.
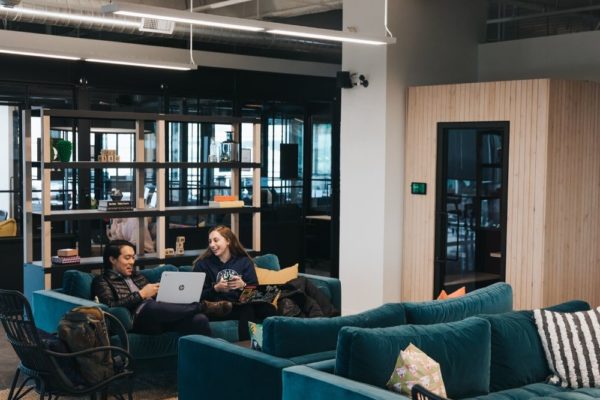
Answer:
[32, 290, 134, 333]
[178, 335, 296, 400]
[32, 289, 108, 333]
[282, 366, 406, 400]
[300, 273, 341, 311]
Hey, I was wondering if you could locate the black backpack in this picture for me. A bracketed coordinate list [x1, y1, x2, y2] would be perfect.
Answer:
[57, 306, 114, 385]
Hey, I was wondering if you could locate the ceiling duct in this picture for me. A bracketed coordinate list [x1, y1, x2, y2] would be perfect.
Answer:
[0, 0, 341, 63]
[0, 0, 21, 6]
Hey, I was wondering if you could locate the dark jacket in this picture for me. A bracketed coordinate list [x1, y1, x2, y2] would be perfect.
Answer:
[277, 276, 339, 318]
[193, 255, 257, 302]
[92, 270, 150, 312]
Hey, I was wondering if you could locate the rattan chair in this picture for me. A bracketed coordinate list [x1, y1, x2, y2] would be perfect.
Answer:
[411, 384, 449, 400]
[0, 289, 135, 400]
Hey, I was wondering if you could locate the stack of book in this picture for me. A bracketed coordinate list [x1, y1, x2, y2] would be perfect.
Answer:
[98, 200, 133, 211]
[52, 248, 81, 265]
[208, 195, 245, 208]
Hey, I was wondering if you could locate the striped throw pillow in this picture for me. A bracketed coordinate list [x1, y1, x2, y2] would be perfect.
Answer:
[533, 307, 600, 388]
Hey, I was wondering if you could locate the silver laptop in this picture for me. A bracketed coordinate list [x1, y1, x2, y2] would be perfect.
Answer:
[156, 272, 205, 304]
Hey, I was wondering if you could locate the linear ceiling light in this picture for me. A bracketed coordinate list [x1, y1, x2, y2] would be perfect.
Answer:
[86, 58, 195, 71]
[0, 5, 140, 28]
[103, 2, 264, 32]
[266, 29, 389, 45]
[0, 48, 81, 61]
[193, 0, 253, 12]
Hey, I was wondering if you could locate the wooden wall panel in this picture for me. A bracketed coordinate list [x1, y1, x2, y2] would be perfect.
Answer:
[402, 79, 552, 309]
[544, 81, 600, 307]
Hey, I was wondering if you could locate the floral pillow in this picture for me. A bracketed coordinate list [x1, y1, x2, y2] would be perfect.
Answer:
[386, 343, 447, 397]
[248, 322, 263, 351]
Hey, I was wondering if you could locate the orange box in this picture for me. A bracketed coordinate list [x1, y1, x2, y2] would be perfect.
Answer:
[214, 195, 237, 202]
[57, 248, 79, 257]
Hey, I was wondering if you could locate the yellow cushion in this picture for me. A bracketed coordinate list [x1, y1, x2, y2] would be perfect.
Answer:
[255, 264, 299, 285]
[0, 218, 17, 237]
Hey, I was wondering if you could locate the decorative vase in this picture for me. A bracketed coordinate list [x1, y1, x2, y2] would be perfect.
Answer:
[54, 139, 73, 162]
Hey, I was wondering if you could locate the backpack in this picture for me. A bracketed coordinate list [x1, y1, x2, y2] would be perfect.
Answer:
[57, 306, 114, 385]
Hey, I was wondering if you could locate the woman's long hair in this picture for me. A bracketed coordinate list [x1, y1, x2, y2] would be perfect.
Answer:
[103, 239, 136, 271]
[195, 225, 251, 263]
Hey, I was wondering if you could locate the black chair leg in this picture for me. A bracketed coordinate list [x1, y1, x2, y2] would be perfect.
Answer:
[7, 367, 20, 400]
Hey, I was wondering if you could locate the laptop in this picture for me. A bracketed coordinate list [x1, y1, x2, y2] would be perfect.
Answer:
[156, 272, 206, 304]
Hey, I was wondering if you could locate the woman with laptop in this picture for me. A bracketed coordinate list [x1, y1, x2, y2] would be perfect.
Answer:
[92, 239, 232, 336]
[193, 225, 276, 341]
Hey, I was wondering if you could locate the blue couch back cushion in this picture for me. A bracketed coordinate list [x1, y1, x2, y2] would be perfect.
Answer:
[403, 282, 513, 325]
[62, 264, 178, 299]
[262, 303, 406, 358]
[480, 299, 590, 392]
[335, 317, 491, 399]
[252, 254, 281, 271]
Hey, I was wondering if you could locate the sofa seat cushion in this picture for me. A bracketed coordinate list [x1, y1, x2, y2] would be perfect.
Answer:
[465, 383, 600, 400]
[126, 331, 181, 360]
[262, 303, 406, 358]
[480, 300, 591, 392]
[403, 282, 513, 325]
[335, 317, 491, 399]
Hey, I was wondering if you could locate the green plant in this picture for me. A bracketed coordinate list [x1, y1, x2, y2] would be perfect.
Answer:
[54, 139, 73, 162]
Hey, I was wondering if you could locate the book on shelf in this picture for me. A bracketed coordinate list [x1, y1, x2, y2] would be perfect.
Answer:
[208, 200, 245, 208]
[98, 200, 132, 207]
[51, 255, 81, 265]
[57, 248, 78, 257]
[213, 195, 238, 202]
[97, 206, 134, 211]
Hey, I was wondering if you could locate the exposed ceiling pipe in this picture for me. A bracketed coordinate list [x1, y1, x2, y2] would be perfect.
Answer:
[0, 0, 341, 61]
[487, 4, 600, 24]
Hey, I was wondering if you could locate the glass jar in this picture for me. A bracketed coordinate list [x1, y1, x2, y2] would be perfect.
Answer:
[219, 131, 238, 162]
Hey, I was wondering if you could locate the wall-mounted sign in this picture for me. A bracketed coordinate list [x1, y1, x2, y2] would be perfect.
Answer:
[411, 182, 427, 195]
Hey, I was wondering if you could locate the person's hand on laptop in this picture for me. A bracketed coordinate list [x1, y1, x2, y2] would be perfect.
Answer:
[140, 283, 160, 299]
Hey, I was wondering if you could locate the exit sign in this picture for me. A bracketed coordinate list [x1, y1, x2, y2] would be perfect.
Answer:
[411, 182, 427, 195]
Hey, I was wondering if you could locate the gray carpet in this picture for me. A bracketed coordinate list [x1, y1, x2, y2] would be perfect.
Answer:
[0, 325, 178, 399]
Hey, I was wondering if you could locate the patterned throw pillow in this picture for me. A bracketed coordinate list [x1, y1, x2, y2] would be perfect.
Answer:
[533, 306, 600, 388]
[248, 322, 263, 351]
[386, 343, 447, 397]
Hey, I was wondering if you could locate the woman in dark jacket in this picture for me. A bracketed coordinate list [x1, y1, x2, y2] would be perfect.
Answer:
[92, 239, 231, 336]
[193, 225, 276, 340]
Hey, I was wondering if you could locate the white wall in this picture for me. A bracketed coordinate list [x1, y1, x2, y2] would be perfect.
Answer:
[479, 30, 600, 82]
[339, 0, 486, 314]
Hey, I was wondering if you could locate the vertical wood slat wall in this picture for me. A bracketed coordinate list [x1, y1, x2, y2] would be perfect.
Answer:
[544, 81, 600, 308]
[402, 79, 600, 309]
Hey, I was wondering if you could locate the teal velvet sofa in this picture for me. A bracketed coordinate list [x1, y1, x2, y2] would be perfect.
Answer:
[178, 282, 513, 400]
[282, 299, 596, 400]
[32, 259, 340, 372]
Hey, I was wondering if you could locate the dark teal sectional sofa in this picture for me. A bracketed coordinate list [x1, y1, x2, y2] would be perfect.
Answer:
[282, 300, 597, 400]
[31, 264, 341, 372]
[178, 282, 513, 400]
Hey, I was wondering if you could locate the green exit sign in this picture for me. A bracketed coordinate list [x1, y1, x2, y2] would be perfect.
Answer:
[411, 182, 427, 195]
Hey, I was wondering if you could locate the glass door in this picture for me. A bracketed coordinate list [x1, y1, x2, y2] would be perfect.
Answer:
[434, 122, 509, 297]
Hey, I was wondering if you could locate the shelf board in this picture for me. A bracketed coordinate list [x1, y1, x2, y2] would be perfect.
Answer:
[38, 206, 260, 221]
[34, 161, 160, 169]
[31, 161, 261, 169]
[37, 109, 259, 124]
[444, 272, 502, 287]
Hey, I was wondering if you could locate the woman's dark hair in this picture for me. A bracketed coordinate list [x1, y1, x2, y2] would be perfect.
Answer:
[103, 239, 136, 270]
[195, 225, 251, 263]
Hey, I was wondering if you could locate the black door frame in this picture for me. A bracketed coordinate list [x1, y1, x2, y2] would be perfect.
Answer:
[434, 121, 510, 298]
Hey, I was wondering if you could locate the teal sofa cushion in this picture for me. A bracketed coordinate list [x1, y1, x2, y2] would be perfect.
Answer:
[464, 382, 600, 400]
[253, 254, 281, 271]
[262, 303, 406, 358]
[336, 317, 492, 399]
[404, 282, 513, 324]
[62, 270, 94, 299]
[141, 264, 177, 282]
[480, 300, 590, 392]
